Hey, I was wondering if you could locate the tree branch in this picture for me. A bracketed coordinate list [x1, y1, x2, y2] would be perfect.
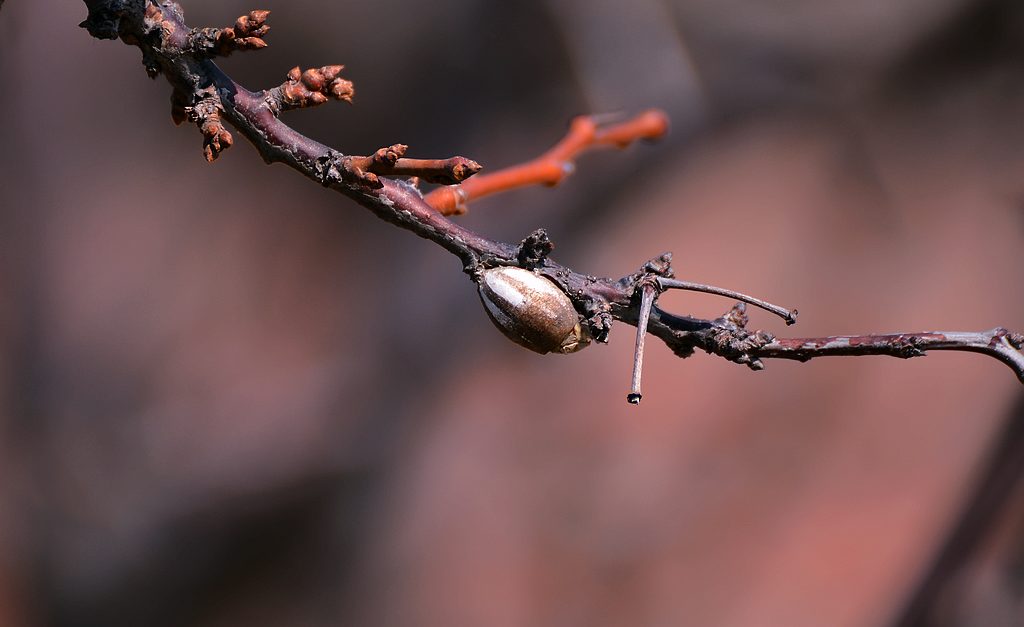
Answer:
[423, 110, 670, 215]
[80, 1, 1024, 402]
[761, 329, 1024, 384]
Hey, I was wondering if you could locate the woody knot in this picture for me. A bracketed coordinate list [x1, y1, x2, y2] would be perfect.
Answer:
[517, 229, 555, 269]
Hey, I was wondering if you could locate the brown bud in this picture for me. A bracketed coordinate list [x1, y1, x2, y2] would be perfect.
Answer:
[330, 79, 355, 102]
[375, 144, 408, 166]
[321, 65, 345, 81]
[301, 68, 324, 91]
[237, 37, 268, 50]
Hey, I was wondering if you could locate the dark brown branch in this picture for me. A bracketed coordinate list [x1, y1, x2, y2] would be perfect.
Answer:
[760, 329, 1024, 384]
[79, 1, 1024, 400]
[648, 306, 1024, 384]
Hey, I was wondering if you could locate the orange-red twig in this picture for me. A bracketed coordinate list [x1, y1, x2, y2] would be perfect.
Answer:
[423, 109, 669, 216]
[338, 144, 482, 189]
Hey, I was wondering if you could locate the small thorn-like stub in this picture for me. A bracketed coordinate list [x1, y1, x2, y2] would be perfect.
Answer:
[189, 10, 271, 58]
[627, 393, 642, 405]
[517, 229, 554, 269]
[273, 65, 354, 113]
[629, 284, 658, 404]
[1009, 333, 1024, 350]
[643, 253, 675, 280]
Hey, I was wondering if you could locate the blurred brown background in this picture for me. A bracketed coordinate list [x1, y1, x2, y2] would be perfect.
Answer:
[1, 1, 1023, 626]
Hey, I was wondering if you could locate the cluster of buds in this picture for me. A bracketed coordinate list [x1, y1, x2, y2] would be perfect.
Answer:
[277, 65, 355, 110]
[188, 9, 270, 57]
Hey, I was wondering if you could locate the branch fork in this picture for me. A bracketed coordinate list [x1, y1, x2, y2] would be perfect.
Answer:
[80, 1, 1024, 403]
[623, 254, 793, 401]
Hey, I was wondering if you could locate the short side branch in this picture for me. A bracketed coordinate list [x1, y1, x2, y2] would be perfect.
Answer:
[338, 144, 481, 188]
[659, 278, 798, 325]
[424, 110, 670, 215]
[188, 10, 270, 57]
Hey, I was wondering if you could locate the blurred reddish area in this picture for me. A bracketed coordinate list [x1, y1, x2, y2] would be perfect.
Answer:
[1, 1, 1023, 626]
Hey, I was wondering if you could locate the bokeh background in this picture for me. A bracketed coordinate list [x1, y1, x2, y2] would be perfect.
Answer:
[1, 1, 1023, 626]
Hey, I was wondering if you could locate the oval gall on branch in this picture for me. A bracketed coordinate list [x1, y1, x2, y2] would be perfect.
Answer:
[477, 267, 589, 355]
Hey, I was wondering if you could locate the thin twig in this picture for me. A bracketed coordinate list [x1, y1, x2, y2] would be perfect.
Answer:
[658, 278, 798, 325]
[423, 110, 670, 215]
[341, 144, 482, 187]
[628, 283, 658, 404]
